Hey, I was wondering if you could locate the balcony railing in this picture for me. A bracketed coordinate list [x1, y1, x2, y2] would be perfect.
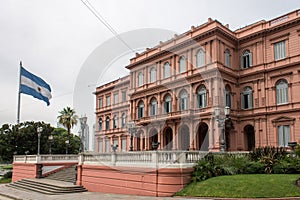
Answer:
[80, 151, 208, 168]
[13, 154, 79, 164]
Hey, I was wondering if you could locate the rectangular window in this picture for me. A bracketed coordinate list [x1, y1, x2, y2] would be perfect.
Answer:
[164, 102, 171, 113]
[122, 91, 126, 102]
[105, 139, 110, 153]
[106, 96, 111, 106]
[121, 138, 127, 152]
[113, 93, 118, 104]
[242, 93, 252, 109]
[99, 98, 103, 108]
[98, 141, 103, 153]
[278, 125, 290, 147]
[197, 94, 206, 108]
[138, 107, 144, 118]
[274, 41, 286, 61]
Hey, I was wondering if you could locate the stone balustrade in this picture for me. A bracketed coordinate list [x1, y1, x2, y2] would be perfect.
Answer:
[80, 151, 208, 168]
[13, 154, 79, 164]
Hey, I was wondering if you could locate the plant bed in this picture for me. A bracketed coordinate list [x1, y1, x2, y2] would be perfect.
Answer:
[176, 174, 300, 198]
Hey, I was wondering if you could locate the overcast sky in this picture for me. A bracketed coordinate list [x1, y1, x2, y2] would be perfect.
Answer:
[1, 0, 300, 131]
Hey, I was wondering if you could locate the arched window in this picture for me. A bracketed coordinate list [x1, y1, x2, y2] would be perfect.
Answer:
[164, 94, 172, 113]
[164, 62, 171, 78]
[179, 56, 186, 73]
[98, 118, 102, 131]
[138, 72, 143, 86]
[225, 85, 232, 107]
[105, 116, 110, 130]
[113, 115, 118, 128]
[225, 49, 230, 67]
[179, 90, 188, 111]
[241, 50, 252, 69]
[121, 113, 126, 128]
[149, 98, 158, 116]
[137, 101, 144, 119]
[196, 49, 205, 67]
[196, 85, 207, 108]
[241, 87, 253, 109]
[150, 67, 156, 83]
[276, 79, 288, 105]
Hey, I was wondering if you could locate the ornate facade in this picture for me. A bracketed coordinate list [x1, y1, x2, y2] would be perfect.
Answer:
[95, 10, 300, 152]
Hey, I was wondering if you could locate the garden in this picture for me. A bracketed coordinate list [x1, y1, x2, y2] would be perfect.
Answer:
[177, 147, 300, 198]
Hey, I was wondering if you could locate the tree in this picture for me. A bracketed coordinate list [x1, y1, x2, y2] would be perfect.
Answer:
[0, 122, 81, 163]
[57, 107, 78, 141]
[0, 121, 54, 162]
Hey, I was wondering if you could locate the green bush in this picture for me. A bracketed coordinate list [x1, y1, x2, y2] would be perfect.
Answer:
[192, 148, 300, 183]
[3, 171, 12, 179]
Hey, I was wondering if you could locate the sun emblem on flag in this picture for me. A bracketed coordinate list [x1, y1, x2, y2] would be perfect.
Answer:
[37, 87, 41, 93]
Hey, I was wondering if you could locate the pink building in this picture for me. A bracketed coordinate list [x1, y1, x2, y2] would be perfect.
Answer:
[95, 9, 300, 152]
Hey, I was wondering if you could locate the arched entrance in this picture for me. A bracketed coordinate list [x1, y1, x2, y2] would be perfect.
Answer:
[149, 128, 158, 150]
[244, 125, 255, 151]
[163, 127, 173, 150]
[178, 125, 190, 150]
[197, 122, 209, 151]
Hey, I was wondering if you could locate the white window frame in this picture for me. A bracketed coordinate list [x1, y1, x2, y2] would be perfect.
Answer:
[274, 41, 286, 61]
[276, 79, 288, 105]
[164, 94, 172, 113]
[179, 91, 188, 111]
[138, 72, 143, 87]
[149, 98, 157, 116]
[150, 67, 156, 83]
[163, 62, 171, 78]
[278, 125, 290, 147]
[241, 50, 252, 69]
[196, 49, 205, 67]
[113, 93, 118, 104]
[138, 101, 144, 119]
[241, 87, 253, 109]
[197, 85, 207, 108]
[179, 56, 186, 73]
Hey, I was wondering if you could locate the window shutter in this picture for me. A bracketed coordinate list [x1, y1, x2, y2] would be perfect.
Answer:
[249, 53, 252, 67]
[278, 126, 283, 147]
[249, 92, 253, 108]
[241, 94, 245, 109]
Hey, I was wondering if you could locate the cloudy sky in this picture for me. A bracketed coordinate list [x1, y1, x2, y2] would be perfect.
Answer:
[1, 0, 300, 132]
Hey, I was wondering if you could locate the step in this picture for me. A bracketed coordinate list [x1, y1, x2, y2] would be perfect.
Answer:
[7, 179, 87, 195]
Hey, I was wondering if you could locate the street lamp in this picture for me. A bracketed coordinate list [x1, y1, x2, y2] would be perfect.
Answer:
[215, 106, 231, 152]
[48, 135, 53, 154]
[127, 122, 136, 151]
[37, 127, 43, 155]
[65, 140, 69, 154]
[79, 116, 87, 153]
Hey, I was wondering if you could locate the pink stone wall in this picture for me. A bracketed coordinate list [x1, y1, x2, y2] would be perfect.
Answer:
[78, 165, 193, 197]
[12, 163, 38, 182]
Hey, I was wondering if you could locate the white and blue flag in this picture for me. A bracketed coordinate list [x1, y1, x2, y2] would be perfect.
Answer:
[20, 67, 52, 106]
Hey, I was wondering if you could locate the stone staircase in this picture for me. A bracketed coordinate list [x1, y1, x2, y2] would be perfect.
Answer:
[7, 178, 87, 195]
[45, 165, 77, 183]
[7, 165, 87, 195]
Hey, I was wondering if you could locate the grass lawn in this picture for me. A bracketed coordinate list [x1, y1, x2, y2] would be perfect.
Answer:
[176, 174, 300, 198]
[0, 178, 11, 184]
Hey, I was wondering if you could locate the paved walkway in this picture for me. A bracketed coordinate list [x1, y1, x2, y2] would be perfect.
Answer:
[0, 184, 207, 200]
[1, 184, 300, 200]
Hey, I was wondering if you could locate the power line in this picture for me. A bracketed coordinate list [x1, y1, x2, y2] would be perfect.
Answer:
[81, 0, 136, 53]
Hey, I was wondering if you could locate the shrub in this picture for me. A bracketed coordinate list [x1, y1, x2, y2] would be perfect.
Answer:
[3, 171, 12, 179]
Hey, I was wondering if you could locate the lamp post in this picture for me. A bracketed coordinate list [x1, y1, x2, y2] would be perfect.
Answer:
[127, 122, 136, 151]
[79, 116, 87, 153]
[215, 106, 231, 152]
[48, 135, 53, 154]
[37, 127, 43, 155]
[65, 140, 69, 154]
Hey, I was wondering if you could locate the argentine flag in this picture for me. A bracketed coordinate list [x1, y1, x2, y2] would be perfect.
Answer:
[20, 67, 52, 106]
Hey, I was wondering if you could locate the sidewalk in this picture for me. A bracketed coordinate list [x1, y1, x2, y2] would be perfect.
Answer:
[0, 184, 206, 200]
[0, 184, 299, 200]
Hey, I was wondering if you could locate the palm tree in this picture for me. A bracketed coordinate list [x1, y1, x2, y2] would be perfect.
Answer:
[57, 107, 78, 141]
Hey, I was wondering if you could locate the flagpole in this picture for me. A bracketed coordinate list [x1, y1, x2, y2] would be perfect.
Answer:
[17, 61, 22, 124]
